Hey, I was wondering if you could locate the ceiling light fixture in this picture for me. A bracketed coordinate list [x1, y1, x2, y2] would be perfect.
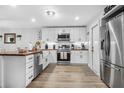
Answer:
[75, 16, 79, 21]
[31, 18, 36, 22]
[45, 9, 56, 16]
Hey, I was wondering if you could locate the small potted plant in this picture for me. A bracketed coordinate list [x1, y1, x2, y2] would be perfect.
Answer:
[35, 41, 41, 50]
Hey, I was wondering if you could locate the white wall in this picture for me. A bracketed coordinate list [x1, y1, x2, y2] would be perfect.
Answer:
[0, 27, 40, 51]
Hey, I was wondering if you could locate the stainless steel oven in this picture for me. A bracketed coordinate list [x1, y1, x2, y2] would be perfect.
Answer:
[57, 45, 71, 64]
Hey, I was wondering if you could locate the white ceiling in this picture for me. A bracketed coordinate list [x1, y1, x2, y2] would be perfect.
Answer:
[0, 5, 106, 28]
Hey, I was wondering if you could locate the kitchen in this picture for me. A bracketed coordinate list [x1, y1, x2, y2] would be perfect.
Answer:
[0, 4, 124, 88]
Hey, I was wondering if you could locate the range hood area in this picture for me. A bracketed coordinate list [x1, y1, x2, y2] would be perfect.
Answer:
[0, 5, 124, 88]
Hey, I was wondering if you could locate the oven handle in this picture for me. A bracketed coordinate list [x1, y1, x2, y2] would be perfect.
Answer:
[104, 64, 120, 71]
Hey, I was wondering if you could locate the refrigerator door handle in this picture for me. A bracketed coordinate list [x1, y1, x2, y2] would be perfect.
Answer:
[105, 64, 120, 71]
[111, 66, 120, 71]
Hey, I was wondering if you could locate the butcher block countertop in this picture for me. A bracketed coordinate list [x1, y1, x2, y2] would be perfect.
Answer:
[41, 49, 57, 51]
[0, 49, 42, 56]
[0, 49, 88, 56]
[71, 49, 88, 51]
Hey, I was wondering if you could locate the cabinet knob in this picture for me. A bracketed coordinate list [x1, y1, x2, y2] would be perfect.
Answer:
[80, 55, 83, 58]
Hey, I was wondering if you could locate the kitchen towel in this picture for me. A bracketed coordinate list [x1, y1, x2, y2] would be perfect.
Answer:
[60, 52, 63, 59]
[63, 52, 67, 59]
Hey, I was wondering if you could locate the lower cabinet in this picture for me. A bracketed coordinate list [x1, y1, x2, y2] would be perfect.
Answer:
[42, 50, 57, 64]
[3, 55, 34, 88]
[0, 56, 3, 88]
[42, 51, 50, 70]
[49, 50, 57, 63]
[71, 50, 88, 64]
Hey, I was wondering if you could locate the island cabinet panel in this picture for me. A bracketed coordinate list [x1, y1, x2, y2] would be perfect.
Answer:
[3, 55, 34, 88]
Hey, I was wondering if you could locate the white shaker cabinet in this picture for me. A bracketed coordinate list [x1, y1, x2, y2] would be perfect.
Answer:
[42, 50, 57, 64]
[42, 51, 50, 70]
[49, 50, 57, 63]
[71, 50, 88, 64]
[42, 29, 50, 41]
[4, 55, 34, 88]
[42, 28, 57, 42]
[71, 27, 87, 42]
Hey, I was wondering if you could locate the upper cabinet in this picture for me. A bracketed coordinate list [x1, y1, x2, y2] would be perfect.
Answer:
[41, 28, 57, 42]
[71, 27, 87, 42]
[41, 27, 87, 42]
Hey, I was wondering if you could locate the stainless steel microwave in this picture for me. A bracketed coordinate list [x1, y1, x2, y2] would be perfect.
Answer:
[57, 33, 70, 41]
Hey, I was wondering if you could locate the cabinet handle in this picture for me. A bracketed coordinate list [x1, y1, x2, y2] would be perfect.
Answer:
[45, 58, 47, 62]
[28, 66, 33, 69]
[28, 57, 33, 60]
[28, 75, 33, 79]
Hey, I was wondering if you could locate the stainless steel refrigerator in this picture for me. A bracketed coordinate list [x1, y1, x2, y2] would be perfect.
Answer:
[100, 12, 124, 88]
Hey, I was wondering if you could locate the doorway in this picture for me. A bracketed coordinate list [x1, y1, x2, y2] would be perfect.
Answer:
[90, 23, 100, 76]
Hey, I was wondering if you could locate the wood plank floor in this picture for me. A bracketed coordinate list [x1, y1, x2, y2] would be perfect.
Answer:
[27, 64, 107, 88]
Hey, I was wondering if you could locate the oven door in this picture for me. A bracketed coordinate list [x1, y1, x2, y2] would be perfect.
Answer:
[57, 52, 70, 62]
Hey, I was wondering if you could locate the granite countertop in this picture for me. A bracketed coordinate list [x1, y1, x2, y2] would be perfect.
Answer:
[0, 49, 42, 56]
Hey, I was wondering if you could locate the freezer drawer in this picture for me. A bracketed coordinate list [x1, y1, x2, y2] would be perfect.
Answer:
[100, 60, 111, 87]
[100, 59, 124, 88]
[110, 65, 124, 88]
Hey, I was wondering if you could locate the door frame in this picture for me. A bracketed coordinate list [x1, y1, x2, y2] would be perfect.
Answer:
[91, 24, 98, 69]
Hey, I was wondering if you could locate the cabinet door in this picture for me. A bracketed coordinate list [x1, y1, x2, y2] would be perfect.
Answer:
[71, 51, 75, 63]
[43, 51, 49, 62]
[75, 51, 82, 63]
[0, 56, 3, 87]
[82, 51, 88, 63]
[49, 51, 57, 63]
[79, 28, 86, 42]
[51, 28, 57, 42]
[72, 28, 79, 42]
[71, 51, 81, 63]
[71, 51, 88, 64]
[42, 29, 49, 41]
[43, 51, 57, 63]
[48, 29, 56, 42]
[42, 28, 57, 42]
[70, 28, 74, 42]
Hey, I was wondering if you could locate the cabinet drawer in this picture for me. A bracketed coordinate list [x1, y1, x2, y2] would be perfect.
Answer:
[26, 55, 34, 63]
[26, 71, 34, 86]
[26, 62, 34, 74]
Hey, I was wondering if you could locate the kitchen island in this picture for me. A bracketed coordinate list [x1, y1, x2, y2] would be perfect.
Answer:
[0, 50, 43, 88]
[0, 49, 42, 56]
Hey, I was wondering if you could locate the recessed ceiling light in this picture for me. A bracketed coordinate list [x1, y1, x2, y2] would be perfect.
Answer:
[9, 4, 17, 7]
[75, 16, 79, 21]
[31, 18, 36, 22]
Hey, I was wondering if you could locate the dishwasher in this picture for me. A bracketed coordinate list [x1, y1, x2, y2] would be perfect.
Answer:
[34, 52, 42, 78]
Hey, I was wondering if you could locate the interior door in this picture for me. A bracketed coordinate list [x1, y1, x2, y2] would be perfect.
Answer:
[91, 24, 100, 75]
